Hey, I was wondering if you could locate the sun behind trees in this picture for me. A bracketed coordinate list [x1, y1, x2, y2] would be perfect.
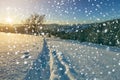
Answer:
[0, 14, 45, 35]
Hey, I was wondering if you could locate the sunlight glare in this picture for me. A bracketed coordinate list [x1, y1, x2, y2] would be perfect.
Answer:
[6, 17, 13, 24]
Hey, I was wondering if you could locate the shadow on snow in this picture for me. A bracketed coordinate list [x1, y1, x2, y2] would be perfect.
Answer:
[24, 39, 50, 80]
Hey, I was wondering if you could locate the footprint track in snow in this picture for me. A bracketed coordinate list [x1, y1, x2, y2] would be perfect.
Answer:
[49, 48, 77, 80]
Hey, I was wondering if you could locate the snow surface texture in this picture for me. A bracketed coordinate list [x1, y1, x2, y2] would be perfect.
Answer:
[25, 37, 120, 80]
[47, 39, 120, 80]
[0, 32, 43, 80]
[0, 33, 120, 80]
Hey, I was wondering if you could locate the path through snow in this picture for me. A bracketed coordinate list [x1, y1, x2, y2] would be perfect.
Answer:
[25, 38, 120, 80]
[25, 39, 80, 80]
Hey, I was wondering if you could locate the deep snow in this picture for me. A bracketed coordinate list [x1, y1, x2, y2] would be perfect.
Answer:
[0, 32, 43, 80]
[25, 37, 120, 80]
[0, 33, 120, 80]
[47, 38, 120, 80]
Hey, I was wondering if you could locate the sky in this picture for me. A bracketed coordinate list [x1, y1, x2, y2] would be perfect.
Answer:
[0, 0, 120, 24]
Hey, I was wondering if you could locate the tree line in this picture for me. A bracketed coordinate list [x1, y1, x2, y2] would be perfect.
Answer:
[48, 19, 120, 47]
[0, 14, 45, 35]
